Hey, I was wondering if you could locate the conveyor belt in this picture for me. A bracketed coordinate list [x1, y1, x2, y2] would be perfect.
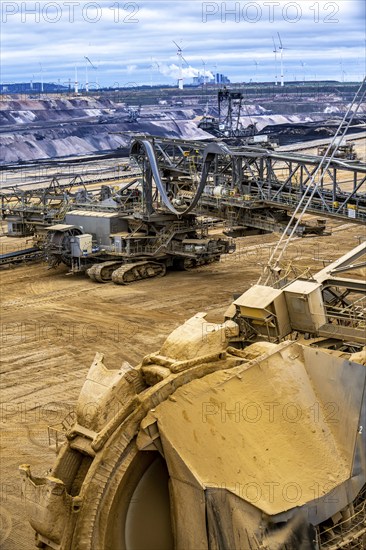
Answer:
[131, 137, 366, 223]
[131, 139, 230, 216]
[0, 247, 43, 266]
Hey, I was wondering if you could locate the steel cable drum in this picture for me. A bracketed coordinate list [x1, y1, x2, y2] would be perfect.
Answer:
[130, 138, 232, 216]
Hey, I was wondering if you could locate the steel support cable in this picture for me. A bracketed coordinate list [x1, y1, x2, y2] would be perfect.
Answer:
[260, 77, 366, 285]
[130, 138, 231, 216]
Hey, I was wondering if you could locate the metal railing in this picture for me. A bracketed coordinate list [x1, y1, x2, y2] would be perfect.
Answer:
[318, 497, 366, 548]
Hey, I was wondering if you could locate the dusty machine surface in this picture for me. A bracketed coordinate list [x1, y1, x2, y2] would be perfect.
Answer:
[45, 210, 234, 284]
[0, 166, 140, 239]
[2, 135, 366, 272]
[20, 243, 366, 549]
[0, 177, 141, 267]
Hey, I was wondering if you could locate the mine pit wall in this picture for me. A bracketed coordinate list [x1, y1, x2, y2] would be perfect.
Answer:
[2, 92, 365, 163]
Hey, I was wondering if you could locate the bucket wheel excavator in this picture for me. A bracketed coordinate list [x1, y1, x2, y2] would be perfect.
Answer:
[43, 139, 235, 285]
[21, 243, 366, 549]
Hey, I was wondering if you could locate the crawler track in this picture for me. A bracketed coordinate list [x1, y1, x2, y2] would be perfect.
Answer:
[111, 261, 167, 284]
[87, 261, 123, 283]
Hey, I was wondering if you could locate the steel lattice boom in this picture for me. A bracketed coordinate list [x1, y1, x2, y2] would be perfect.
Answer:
[131, 137, 366, 229]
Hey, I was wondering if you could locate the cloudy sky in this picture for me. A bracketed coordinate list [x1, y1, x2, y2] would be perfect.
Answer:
[1, 0, 365, 87]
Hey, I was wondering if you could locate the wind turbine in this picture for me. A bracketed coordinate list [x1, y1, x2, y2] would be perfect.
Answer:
[201, 59, 207, 85]
[253, 59, 259, 82]
[94, 60, 100, 89]
[39, 63, 44, 93]
[74, 66, 79, 94]
[212, 62, 218, 85]
[272, 36, 278, 85]
[84, 56, 97, 92]
[149, 57, 154, 87]
[300, 60, 306, 83]
[149, 57, 160, 87]
[277, 32, 285, 86]
[339, 58, 346, 82]
[173, 40, 189, 90]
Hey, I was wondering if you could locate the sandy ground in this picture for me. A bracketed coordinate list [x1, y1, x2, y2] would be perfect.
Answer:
[1, 216, 365, 548]
[1, 136, 366, 548]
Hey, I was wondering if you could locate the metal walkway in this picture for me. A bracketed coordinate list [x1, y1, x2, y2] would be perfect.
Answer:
[131, 137, 366, 225]
[1, 138, 365, 238]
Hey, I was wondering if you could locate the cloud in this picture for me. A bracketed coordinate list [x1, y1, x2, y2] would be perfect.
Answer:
[126, 64, 138, 74]
[1, 0, 365, 85]
[158, 63, 214, 80]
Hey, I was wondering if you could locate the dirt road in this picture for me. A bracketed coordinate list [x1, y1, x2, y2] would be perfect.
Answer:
[0, 215, 364, 548]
